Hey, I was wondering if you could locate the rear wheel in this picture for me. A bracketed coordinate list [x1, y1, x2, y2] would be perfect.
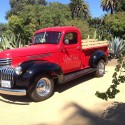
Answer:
[95, 60, 105, 77]
[29, 75, 54, 102]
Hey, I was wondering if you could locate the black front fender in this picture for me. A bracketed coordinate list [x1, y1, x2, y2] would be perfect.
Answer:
[14, 61, 64, 88]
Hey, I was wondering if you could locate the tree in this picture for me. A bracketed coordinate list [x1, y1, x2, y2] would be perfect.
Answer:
[6, 0, 47, 19]
[65, 19, 95, 39]
[0, 23, 8, 36]
[69, 0, 90, 20]
[104, 12, 125, 39]
[116, 0, 125, 12]
[101, 0, 118, 14]
[88, 18, 112, 40]
[8, 2, 71, 42]
[35, 0, 47, 5]
[47, 2, 71, 26]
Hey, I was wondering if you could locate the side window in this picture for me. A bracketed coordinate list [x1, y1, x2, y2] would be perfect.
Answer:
[64, 32, 77, 45]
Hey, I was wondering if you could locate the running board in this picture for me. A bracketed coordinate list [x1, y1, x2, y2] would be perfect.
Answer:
[61, 68, 96, 84]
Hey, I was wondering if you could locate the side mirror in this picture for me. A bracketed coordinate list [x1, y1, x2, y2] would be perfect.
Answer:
[64, 39, 69, 45]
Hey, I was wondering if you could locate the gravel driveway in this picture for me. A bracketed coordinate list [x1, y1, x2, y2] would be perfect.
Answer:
[0, 59, 125, 125]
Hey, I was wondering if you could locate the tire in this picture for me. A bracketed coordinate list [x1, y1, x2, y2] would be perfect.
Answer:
[29, 75, 54, 102]
[95, 60, 105, 77]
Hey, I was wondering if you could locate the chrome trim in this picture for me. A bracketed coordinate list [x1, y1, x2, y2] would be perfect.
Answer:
[0, 67, 15, 88]
[0, 88, 26, 96]
[36, 77, 51, 97]
[0, 58, 12, 67]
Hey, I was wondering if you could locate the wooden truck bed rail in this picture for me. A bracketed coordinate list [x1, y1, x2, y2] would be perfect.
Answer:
[82, 39, 109, 49]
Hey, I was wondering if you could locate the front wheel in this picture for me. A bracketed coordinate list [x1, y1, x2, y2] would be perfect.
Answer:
[29, 75, 54, 102]
[95, 60, 105, 77]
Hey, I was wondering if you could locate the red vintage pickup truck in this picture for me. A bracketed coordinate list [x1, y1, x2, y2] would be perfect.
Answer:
[0, 26, 108, 101]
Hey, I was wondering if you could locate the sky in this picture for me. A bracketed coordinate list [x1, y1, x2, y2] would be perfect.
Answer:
[0, 0, 105, 23]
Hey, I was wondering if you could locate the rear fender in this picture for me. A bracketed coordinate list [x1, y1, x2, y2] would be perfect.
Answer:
[89, 50, 107, 68]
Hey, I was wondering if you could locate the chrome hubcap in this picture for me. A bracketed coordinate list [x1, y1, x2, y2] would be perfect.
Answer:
[36, 78, 51, 96]
[98, 62, 105, 75]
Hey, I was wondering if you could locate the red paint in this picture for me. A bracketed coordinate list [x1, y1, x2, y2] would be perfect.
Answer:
[0, 26, 108, 73]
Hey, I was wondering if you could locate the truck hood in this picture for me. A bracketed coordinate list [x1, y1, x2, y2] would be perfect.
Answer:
[0, 44, 59, 59]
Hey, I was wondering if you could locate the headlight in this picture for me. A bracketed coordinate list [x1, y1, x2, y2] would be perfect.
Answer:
[15, 66, 22, 75]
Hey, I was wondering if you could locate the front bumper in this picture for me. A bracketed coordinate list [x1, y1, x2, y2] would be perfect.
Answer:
[0, 88, 26, 96]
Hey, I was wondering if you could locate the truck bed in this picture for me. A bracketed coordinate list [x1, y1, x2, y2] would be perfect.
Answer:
[82, 39, 108, 50]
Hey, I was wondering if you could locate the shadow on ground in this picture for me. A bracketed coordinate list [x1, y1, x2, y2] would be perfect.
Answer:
[61, 103, 114, 125]
[36, 102, 125, 125]
[101, 102, 125, 125]
[0, 94, 32, 105]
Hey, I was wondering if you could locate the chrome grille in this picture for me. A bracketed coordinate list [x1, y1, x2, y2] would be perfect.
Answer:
[0, 58, 12, 67]
[0, 67, 15, 87]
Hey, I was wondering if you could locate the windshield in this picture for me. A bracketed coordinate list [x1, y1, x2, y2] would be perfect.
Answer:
[33, 31, 61, 44]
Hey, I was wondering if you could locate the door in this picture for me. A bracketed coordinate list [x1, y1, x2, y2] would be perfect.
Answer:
[59, 32, 82, 73]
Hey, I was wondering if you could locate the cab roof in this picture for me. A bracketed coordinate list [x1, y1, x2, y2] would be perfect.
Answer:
[34, 26, 80, 35]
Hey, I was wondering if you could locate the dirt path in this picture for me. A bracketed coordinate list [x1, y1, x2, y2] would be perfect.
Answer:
[0, 59, 124, 125]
